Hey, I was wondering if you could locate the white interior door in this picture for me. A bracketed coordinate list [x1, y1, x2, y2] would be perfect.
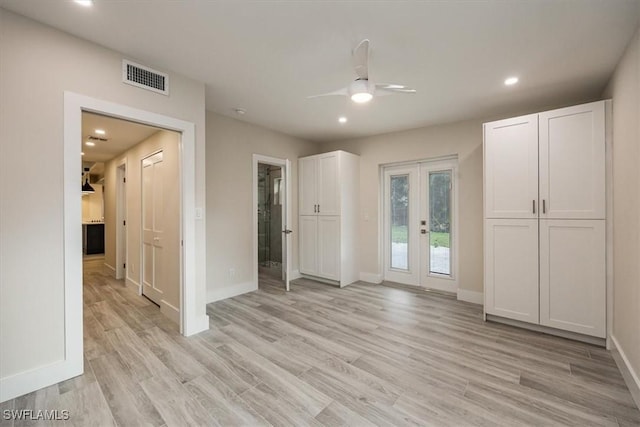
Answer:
[283, 160, 292, 291]
[384, 160, 458, 290]
[420, 163, 457, 292]
[116, 163, 127, 280]
[142, 151, 164, 305]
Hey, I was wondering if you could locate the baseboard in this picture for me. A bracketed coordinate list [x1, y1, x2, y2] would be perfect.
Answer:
[184, 315, 210, 337]
[486, 314, 606, 347]
[611, 335, 640, 410]
[160, 300, 180, 324]
[359, 272, 383, 284]
[125, 277, 141, 294]
[289, 269, 302, 281]
[207, 281, 257, 303]
[103, 263, 116, 278]
[457, 289, 483, 305]
[0, 358, 82, 403]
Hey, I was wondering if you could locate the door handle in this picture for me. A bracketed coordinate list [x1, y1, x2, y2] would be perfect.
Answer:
[282, 229, 293, 234]
[421, 229, 428, 234]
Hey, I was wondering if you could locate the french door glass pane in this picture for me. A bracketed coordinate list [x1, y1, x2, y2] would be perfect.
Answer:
[429, 171, 451, 275]
[390, 175, 409, 270]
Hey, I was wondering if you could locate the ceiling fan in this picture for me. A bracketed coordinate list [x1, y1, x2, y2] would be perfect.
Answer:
[308, 39, 416, 103]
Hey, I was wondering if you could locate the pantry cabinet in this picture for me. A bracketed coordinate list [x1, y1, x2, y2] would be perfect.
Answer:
[298, 151, 359, 287]
[483, 100, 608, 339]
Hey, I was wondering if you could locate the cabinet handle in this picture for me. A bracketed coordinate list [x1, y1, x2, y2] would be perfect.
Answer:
[542, 199, 546, 214]
[318, 204, 320, 213]
[532, 200, 536, 214]
[314, 204, 317, 213]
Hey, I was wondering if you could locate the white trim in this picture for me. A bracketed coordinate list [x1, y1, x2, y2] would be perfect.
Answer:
[125, 277, 141, 293]
[252, 154, 290, 292]
[160, 300, 180, 324]
[604, 99, 613, 349]
[115, 160, 127, 281]
[0, 360, 81, 404]
[611, 335, 640, 410]
[207, 282, 258, 303]
[290, 269, 302, 281]
[359, 272, 383, 284]
[457, 289, 483, 305]
[103, 263, 116, 278]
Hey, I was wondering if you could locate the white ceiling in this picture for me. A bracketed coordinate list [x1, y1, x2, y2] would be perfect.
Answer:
[2, 0, 639, 142]
[81, 112, 159, 163]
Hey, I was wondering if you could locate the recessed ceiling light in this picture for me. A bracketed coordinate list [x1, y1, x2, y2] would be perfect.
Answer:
[74, 0, 93, 6]
[95, 129, 105, 135]
[338, 117, 348, 124]
[351, 92, 373, 103]
[233, 108, 246, 115]
[85, 141, 95, 147]
[504, 76, 519, 86]
[81, 152, 85, 156]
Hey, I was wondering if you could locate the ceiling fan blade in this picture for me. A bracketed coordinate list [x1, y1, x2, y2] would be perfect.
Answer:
[353, 39, 370, 80]
[375, 83, 417, 95]
[307, 86, 349, 99]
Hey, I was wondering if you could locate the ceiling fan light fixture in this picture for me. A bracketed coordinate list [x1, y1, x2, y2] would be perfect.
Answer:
[351, 92, 373, 103]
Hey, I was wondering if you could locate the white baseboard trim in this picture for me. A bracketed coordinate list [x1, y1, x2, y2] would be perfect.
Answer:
[611, 335, 640, 410]
[359, 272, 383, 284]
[207, 281, 258, 304]
[184, 315, 210, 337]
[103, 263, 116, 278]
[160, 300, 180, 324]
[289, 269, 302, 281]
[125, 277, 141, 294]
[457, 289, 483, 305]
[0, 358, 82, 403]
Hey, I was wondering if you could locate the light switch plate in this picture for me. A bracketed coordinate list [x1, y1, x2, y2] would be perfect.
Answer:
[195, 207, 203, 219]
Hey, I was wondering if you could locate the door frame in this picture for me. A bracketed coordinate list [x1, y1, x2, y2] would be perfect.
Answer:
[62, 92, 207, 389]
[115, 160, 127, 280]
[380, 155, 459, 292]
[252, 154, 292, 291]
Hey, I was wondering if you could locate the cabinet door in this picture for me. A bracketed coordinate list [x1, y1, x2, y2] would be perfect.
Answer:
[539, 101, 605, 219]
[317, 153, 340, 215]
[299, 216, 318, 275]
[299, 157, 318, 216]
[484, 114, 539, 219]
[484, 219, 539, 323]
[539, 219, 605, 337]
[317, 216, 340, 280]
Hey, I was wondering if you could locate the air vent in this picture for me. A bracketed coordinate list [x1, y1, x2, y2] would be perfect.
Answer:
[122, 60, 169, 96]
[87, 135, 108, 142]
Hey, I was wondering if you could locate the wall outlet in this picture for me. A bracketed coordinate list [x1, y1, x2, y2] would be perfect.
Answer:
[229, 268, 236, 279]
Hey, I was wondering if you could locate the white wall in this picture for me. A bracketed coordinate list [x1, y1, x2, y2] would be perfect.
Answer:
[205, 112, 317, 301]
[0, 9, 206, 386]
[603, 26, 640, 397]
[324, 119, 484, 293]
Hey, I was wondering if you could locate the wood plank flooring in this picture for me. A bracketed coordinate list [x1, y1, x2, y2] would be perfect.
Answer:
[2, 259, 639, 426]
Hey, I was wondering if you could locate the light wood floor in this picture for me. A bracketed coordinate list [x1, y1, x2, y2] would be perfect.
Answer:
[2, 259, 639, 426]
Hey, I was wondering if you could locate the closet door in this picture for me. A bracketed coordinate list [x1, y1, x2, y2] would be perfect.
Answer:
[539, 101, 605, 219]
[317, 153, 339, 215]
[484, 219, 539, 323]
[539, 219, 606, 337]
[299, 157, 318, 216]
[484, 114, 539, 219]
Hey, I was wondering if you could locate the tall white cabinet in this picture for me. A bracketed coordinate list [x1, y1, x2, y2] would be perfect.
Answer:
[483, 100, 608, 339]
[299, 151, 359, 287]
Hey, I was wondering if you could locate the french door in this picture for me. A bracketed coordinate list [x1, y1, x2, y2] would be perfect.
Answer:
[383, 160, 457, 292]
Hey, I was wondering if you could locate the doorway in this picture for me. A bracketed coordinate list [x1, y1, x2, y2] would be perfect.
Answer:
[257, 163, 285, 280]
[383, 158, 458, 292]
[252, 155, 292, 291]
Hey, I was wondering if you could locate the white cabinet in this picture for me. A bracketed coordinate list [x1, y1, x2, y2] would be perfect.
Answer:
[483, 100, 608, 339]
[299, 153, 339, 216]
[298, 150, 359, 287]
[539, 102, 606, 219]
[484, 219, 539, 324]
[484, 114, 539, 219]
[539, 220, 606, 337]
